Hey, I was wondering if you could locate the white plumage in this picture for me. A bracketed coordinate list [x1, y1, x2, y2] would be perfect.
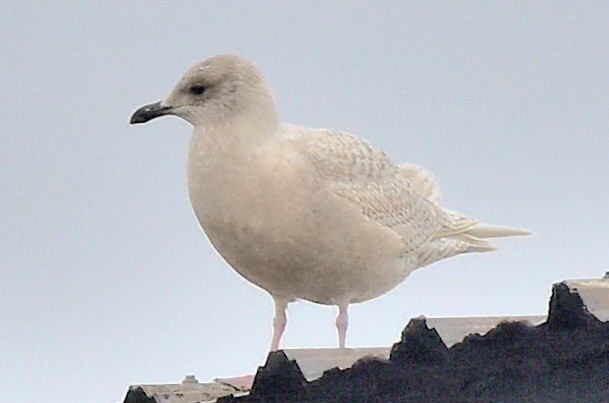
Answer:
[130, 54, 529, 350]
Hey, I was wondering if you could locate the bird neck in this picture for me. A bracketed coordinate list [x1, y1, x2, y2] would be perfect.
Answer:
[189, 106, 278, 163]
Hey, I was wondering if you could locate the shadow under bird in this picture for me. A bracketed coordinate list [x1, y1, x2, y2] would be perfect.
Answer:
[130, 54, 529, 352]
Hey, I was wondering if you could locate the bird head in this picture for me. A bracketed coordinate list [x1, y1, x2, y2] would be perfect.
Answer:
[130, 54, 276, 127]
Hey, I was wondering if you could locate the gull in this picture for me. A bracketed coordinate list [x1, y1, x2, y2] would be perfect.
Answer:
[130, 54, 529, 351]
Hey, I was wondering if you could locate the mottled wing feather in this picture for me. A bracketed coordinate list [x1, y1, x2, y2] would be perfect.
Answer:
[398, 163, 441, 203]
[296, 128, 441, 258]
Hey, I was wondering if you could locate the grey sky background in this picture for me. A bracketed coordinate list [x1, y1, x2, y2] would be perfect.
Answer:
[2, 2, 608, 402]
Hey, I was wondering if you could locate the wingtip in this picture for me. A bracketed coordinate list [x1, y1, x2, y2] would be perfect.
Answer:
[467, 224, 533, 239]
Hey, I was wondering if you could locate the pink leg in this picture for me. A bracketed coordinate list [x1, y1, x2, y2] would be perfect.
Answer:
[335, 303, 349, 349]
[216, 298, 289, 392]
[269, 296, 288, 351]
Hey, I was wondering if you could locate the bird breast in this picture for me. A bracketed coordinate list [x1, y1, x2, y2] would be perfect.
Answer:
[185, 126, 408, 304]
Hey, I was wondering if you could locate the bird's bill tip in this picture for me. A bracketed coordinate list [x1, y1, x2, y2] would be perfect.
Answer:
[129, 101, 172, 125]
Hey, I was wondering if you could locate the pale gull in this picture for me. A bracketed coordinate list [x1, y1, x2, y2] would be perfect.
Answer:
[130, 54, 529, 351]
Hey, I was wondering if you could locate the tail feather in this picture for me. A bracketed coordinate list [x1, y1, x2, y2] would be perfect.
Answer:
[430, 206, 531, 261]
[460, 233, 498, 252]
[466, 223, 531, 239]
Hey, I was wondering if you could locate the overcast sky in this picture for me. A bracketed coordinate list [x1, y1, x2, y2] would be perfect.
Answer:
[2, 2, 608, 402]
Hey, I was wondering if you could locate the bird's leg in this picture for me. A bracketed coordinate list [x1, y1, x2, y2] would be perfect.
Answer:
[269, 296, 288, 351]
[335, 302, 349, 349]
[215, 297, 289, 392]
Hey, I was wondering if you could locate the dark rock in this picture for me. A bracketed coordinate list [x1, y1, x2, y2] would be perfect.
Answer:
[543, 282, 602, 330]
[389, 316, 448, 366]
[123, 386, 157, 403]
[227, 350, 309, 402]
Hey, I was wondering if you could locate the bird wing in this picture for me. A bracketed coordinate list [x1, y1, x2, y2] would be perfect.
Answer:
[285, 125, 528, 269]
[291, 127, 440, 257]
[398, 163, 441, 203]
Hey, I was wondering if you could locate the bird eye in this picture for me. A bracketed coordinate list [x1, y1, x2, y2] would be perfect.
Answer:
[189, 85, 207, 95]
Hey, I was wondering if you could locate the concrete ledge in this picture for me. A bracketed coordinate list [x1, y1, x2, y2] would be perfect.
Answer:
[284, 347, 390, 381]
[123, 377, 246, 403]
